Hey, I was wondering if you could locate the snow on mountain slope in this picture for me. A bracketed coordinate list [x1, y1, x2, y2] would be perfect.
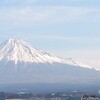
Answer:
[0, 39, 92, 69]
[0, 39, 100, 85]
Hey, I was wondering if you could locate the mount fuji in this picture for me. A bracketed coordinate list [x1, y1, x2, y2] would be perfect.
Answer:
[0, 39, 94, 68]
[0, 39, 100, 91]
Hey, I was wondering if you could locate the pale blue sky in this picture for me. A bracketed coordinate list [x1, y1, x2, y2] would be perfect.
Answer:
[0, 0, 100, 68]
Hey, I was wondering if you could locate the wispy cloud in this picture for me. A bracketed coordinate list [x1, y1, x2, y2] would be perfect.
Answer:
[0, 6, 99, 25]
[0, 7, 49, 24]
[26, 35, 100, 42]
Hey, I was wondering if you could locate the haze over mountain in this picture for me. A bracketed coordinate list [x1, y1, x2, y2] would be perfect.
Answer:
[0, 39, 100, 90]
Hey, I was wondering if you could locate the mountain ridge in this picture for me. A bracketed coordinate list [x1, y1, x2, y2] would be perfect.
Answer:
[0, 39, 92, 69]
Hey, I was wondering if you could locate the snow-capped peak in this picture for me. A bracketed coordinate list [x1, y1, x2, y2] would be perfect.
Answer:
[0, 39, 71, 64]
[0, 39, 92, 69]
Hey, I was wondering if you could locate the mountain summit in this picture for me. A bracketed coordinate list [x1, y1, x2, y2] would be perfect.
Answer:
[0, 38, 69, 64]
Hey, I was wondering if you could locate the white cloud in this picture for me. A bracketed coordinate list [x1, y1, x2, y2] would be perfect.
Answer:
[0, 7, 49, 24]
[0, 6, 98, 25]
[29, 35, 100, 43]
